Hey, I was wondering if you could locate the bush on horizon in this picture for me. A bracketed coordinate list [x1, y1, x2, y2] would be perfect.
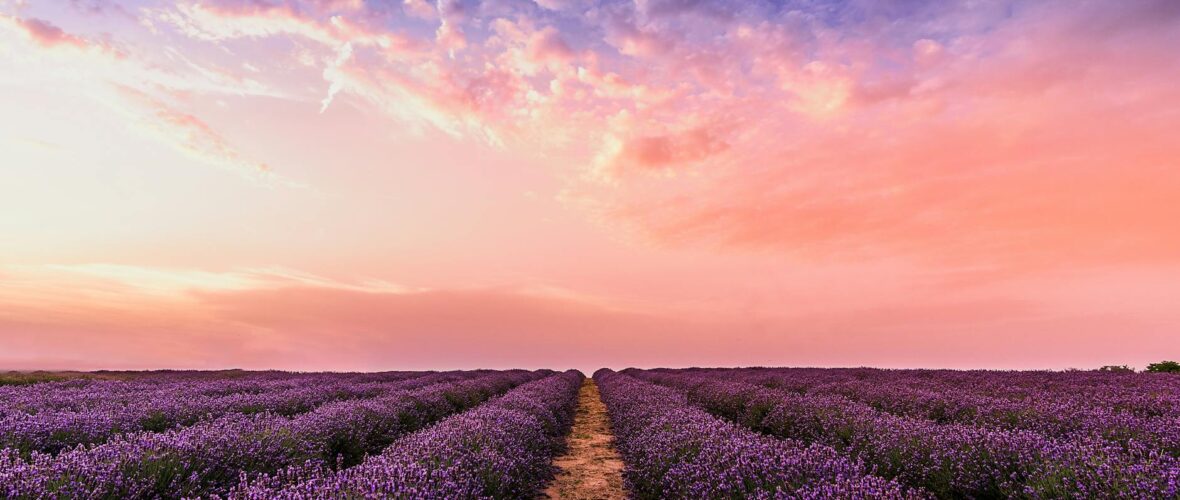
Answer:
[1146, 360, 1180, 373]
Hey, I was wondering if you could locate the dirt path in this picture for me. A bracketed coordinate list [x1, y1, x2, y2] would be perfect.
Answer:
[543, 378, 628, 500]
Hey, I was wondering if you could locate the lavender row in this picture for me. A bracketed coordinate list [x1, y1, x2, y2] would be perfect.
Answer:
[633, 370, 1180, 498]
[0, 371, 478, 455]
[669, 367, 1180, 458]
[0, 371, 423, 416]
[225, 370, 584, 499]
[0, 370, 545, 499]
[679, 367, 1180, 419]
[595, 370, 921, 499]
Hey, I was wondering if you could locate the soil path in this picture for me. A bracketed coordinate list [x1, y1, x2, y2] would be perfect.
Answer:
[542, 378, 628, 500]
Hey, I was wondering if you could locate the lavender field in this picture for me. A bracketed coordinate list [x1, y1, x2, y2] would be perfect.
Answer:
[5, 0, 1179, 496]
[1, 368, 1178, 499]
[606, 368, 1180, 499]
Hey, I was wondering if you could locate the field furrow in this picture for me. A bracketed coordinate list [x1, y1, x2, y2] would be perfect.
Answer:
[542, 378, 627, 500]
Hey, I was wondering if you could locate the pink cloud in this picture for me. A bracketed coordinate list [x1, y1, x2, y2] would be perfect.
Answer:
[401, 0, 436, 19]
[607, 126, 728, 174]
[576, 0, 1180, 272]
[526, 27, 574, 64]
[112, 86, 298, 187]
[3, 0, 1179, 372]
[0, 15, 119, 54]
[4, 263, 1177, 372]
[0, 265, 729, 371]
[16, 17, 88, 48]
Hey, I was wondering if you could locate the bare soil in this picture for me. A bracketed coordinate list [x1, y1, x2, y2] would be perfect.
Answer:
[542, 378, 628, 500]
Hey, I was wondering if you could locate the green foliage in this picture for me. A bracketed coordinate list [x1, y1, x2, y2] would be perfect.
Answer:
[1098, 365, 1135, 373]
[139, 411, 172, 432]
[0, 371, 72, 386]
[1146, 360, 1180, 373]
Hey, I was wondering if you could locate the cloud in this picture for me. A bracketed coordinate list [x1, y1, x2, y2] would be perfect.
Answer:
[110, 86, 304, 188]
[319, 42, 353, 112]
[1, 11, 300, 188]
[532, 0, 581, 12]
[586, 116, 733, 183]
[526, 26, 574, 64]
[10, 0, 1180, 276]
[7, 16, 89, 48]
[613, 126, 726, 171]
[403, 0, 437, 19]
[158, 2, 390, 45]
[4, 262, 1179, 371]
[573, 0, 1180, 271]
[0, 14, 114, 53]
[0, 263, 721, 371]
[5, 0, 1178, 373]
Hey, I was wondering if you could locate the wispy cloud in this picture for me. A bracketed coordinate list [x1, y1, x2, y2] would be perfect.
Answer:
[10, 0, 1180, 263]
[3, 15, 94, 49]
[110, 86, 305, 188]
[0, 12, 301, 188]
[134, 0, 1180, 270]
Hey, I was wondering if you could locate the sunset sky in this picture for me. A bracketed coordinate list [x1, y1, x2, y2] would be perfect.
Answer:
[1, 0, 1178, 372]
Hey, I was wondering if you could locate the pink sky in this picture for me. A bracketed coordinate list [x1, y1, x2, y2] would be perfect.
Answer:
[1, 0, 1178, 373]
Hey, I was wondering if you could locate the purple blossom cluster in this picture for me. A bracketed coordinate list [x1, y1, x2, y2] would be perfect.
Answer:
[630, 368, 1180, 499]
[0, 370, 546, 498]
[594, 369, 921, 499]
[226, 370, 583, 499]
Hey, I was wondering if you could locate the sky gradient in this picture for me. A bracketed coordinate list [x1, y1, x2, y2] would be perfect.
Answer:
[1, 0, 1178, 373]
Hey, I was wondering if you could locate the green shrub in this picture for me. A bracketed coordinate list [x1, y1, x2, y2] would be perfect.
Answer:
[0, 371, 73, 386]
[1146, 361, 1180, 373]
[1098, 365, 1134, 373]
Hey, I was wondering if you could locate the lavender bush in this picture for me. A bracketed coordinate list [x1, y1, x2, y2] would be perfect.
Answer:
[0, 370, 545, 498]
[632, 368, 1180, 498]
[227, 370, 583, 499]
[595, 370, 921, 499]
[0, 374, 429, 454]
